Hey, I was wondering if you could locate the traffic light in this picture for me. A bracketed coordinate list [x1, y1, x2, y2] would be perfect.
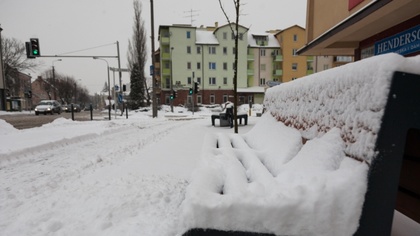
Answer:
[122, 84, 126, 92]
[173, 90, 177, 99]
[189, 88, 193, 95]
[30, 38, 40, 57]
[170, 94, 174, 100]
[194, 82, 200, 94]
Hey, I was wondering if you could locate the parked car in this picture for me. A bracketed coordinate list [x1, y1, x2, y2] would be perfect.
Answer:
[62, 104, 70, 112]
[34, 100, 62, 115]
[63, 104, 81, 112]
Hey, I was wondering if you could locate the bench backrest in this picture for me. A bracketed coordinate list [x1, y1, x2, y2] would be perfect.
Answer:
[263, 53, 420, 235]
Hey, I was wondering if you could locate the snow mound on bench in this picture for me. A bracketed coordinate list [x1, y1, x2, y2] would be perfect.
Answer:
[264, 53, 420, 164]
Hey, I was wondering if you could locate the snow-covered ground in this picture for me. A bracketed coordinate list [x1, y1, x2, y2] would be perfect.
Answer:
[0, 105, 257, 236]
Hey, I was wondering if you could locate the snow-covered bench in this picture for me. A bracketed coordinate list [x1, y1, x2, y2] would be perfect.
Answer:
[181, 54, 420, 236]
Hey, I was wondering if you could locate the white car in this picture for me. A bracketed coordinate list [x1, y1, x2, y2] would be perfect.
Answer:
[34, 100, 62, 115]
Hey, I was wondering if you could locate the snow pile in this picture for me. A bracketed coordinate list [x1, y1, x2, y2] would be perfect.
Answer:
[181, 53, 420, 235]
[264, 53, 420, 164]
[181, 114, 368, 235]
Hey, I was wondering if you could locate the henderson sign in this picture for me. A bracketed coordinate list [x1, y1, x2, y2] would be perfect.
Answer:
[375, 25, 420, 56]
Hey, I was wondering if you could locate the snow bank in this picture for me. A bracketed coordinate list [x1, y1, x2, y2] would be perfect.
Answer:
[181, 54, 420, 235]
[264, 53, 420, 164]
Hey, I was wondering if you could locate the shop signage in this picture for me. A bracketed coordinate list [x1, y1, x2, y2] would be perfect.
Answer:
[375, 25, 420, 56]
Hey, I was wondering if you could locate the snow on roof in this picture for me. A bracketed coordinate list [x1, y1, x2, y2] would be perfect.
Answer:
[237, 86, 265, 93]
[248, 33, 280, 48]
[196, 30, 219, 45]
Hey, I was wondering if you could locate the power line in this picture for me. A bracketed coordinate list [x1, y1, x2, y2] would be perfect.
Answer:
[58, 42, 116, 56]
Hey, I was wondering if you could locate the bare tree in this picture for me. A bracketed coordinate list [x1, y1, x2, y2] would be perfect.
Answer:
[219, 0, 241, 133]
[127, 0, 149, 109]
[1, 36, 41, 96]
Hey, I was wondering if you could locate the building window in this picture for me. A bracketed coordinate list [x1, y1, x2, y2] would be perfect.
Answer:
[260, 64, 266, 71]
[209, 46, 216, 54]
[233, 47, 236, 55]
[292, 49, 297, 56]
[323, 64, 329, 70]
[292, 63, 298, 71]
[197, 62, 201, 70]
[187, 46, 191, 54]
[209, 77, 216, 85]
[187, 62, 191, 70]
[223, 47, 228, 55]
[187, 77, 192, 85]
[164, 62, 170, 69]
[209, 62, 216, 70]
[186, 31, 191, 39]
[223, 77, 228, 85]
[272, 49, 279, 56]
[259, 78, 265, 86]
[260, 49, 266, 56]
[197, 46, 201, 54]
[197, 77, 201, 84]
[165, 77, 170, 89]
[293, 34, 298, 42]
[239, 33, 243, 40]
[210, 94, 215, 104]
[223, 62, 228, 70]
[223, 32, 227, 40]
[223, 95, 228, 103]
[197, 95, 202, 104]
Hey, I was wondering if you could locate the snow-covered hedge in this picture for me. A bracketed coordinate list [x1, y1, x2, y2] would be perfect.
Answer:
[264, 53, 420, 164]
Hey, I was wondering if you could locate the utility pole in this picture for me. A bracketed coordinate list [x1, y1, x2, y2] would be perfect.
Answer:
[0, 26, 6, 111]
[150, 0, 157, 118]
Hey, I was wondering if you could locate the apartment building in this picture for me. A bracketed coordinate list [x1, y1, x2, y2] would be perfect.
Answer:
[247, 32, 280, 102]
[274, 25, 313, 82]
[158, 23, 249, 106]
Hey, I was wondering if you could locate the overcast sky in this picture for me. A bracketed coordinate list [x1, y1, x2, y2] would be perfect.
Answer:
[0, 0, 307, 94]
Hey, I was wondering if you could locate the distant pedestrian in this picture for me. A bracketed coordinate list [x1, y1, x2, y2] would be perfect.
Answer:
[224, 101, 234, 128]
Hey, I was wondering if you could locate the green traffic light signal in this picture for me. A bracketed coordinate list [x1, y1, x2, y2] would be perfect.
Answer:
[33, 49, 39, 55]
[170, 95, 174, 100]
[189, 88, 193, 95]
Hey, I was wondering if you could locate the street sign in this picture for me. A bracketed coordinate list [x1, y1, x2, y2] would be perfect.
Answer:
[150, 65, 154, 76]
[109, 67, 130, 72]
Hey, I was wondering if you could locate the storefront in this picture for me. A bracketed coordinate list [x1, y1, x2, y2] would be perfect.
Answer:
[298, 0, 420, 60]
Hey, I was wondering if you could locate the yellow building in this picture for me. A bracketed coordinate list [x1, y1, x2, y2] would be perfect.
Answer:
[274, 25, 313, 82]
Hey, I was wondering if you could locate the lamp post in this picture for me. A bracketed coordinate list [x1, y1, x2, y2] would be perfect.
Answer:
[93, 57, 111, 120]
[52, 59, 62, 100]
[170, 47, 174, 113]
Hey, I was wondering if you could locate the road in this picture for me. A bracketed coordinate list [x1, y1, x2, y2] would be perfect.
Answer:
[0, 110, 108, 129]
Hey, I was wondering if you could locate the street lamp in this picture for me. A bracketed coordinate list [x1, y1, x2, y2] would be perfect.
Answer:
[170, 47, 174, 112]
[52, 59, 62, 100]
[93, 57, 111, 120]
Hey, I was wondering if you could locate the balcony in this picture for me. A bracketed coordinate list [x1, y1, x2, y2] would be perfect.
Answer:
[161, 52, 170, 60]
[274, 55, 283, 61]
[247, 54, 254, 61]
[162, 68, 171, 76]
[161, 36, 170, 45]
[247, 69, 254, 75]
[273, 69, 283, 76]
